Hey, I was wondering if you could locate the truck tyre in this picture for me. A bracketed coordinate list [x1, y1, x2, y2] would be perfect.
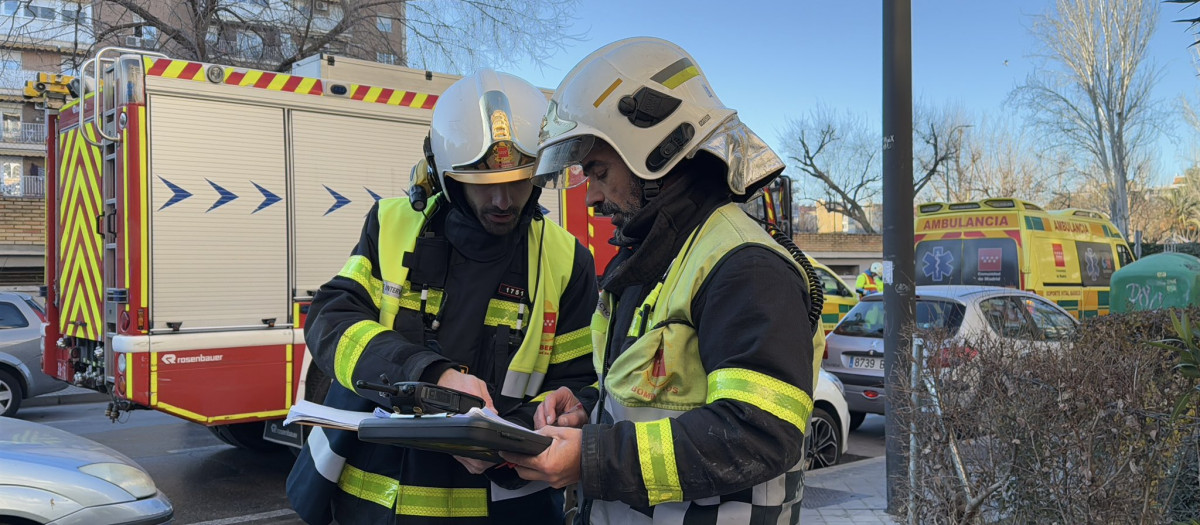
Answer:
[0, 369, 24, 418]
[207, 422, 284, 452]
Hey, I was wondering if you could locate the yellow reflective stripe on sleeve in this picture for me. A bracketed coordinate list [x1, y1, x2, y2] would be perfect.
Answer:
[397, 485, 488, 517]
[334, 320, 388, 390]
[397, 285, 444, 315]
[336, 465, 488, 517]
[531, 390, 551, 403]
[484, 298, 521, 327]
[337, 464, 398, 509]
[635, 419, 683, 505]
[337, 255, 382, 308]
[549, 326, 591, 364]
[706, 368, 812, 432]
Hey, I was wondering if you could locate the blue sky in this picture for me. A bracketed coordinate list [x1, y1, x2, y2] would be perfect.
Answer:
[504, 1, 1200, 186]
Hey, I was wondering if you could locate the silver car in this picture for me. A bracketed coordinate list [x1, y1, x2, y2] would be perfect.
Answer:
[822, 285, 1078, 430]
[0, 416, 173, 524]
[0, 291, 67, 417]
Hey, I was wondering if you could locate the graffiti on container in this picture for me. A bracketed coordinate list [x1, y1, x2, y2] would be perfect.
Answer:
[1124, 282, 1164, 311]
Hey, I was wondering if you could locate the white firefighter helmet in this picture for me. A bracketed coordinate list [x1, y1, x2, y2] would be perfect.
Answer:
[533, 37, 784, 200]
[870, 262, 883, 276]
[428, 69, 547, 199]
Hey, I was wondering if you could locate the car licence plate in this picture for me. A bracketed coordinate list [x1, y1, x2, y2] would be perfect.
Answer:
[850, 356, 885, 371]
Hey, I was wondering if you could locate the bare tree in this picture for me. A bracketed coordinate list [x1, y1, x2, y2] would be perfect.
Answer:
[1009, 0, 1165, 239]
[927, 114, 1083, 204]
[781, 106, 882, 234]
[781, 103, 965, 233]
[87, 0, 580, 73]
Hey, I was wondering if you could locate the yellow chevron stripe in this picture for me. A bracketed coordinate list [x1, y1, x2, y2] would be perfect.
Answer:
[363, 86, 383, 103]
[240, 70, 263, 87]
[267, 74, 290, 91]
[410, 93, 428, 108]
[162, 60, 189, 79]
[297, 77, 318, 94]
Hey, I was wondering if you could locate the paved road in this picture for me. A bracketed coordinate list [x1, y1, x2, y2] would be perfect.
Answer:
[17, 399, 888, 523]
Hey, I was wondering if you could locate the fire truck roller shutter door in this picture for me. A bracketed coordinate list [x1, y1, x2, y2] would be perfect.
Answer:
[148, 95, 289, 329]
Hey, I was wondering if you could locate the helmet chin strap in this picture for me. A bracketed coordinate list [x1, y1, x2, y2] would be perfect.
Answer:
[640, 178, 662, 204]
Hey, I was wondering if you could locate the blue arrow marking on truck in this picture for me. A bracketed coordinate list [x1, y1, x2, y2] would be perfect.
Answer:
[251, 181, 281, 214]
[921, 246, 955, 282]
[157, 176, 193, 211]
[206, 179, 238, 212]
[365, 187, 382, 202]
[324, 185, 351, 215]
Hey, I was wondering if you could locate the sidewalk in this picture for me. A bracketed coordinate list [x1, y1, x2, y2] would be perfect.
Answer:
[801, 456, 897, 524]
[24, 384, 109, 408]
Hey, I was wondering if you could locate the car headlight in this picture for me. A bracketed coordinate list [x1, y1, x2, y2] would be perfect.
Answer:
[79, 462, 158, 499]
[820, 369, 845, 396]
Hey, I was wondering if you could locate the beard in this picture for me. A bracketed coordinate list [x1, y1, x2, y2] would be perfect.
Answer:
[472, 204, 523, 236]
[597, 178, 644, 235]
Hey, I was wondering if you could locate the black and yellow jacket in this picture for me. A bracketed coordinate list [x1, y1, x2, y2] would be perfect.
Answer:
[288, 196, 597, 525]
[579, 172, 819, 525]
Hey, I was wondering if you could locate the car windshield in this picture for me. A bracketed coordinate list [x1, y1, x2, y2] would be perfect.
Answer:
[833, 299, 967, 337]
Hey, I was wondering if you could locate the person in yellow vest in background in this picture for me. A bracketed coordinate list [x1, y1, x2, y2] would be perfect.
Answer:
[856, 261, 885, 298]
[501, 37, 823, 524]
[287, 70, 598, 525]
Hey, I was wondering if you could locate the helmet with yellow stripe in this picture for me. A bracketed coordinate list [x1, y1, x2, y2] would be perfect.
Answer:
[532, 37, 783, 201]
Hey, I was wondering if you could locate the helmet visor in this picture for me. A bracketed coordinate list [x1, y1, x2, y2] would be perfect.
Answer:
[445, 140, 536, 185]
[531, 136, 594, 190]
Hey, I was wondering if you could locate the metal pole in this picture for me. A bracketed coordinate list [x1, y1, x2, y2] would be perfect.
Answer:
[882, 0, 915, 515]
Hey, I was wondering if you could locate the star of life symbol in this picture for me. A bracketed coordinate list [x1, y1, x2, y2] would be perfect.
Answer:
[1084, 247, 1100, 282]
[922, 247, 955, 282]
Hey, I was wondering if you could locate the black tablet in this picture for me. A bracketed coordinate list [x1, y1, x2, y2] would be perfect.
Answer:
[357, 416, 552, 462]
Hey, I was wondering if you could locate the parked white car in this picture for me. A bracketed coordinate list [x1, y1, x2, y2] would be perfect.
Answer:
[806, 368, 850, 470]
[0, 416, 173, 524]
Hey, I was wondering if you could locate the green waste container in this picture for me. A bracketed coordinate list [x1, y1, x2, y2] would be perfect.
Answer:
[1110, 252, 1200, 313]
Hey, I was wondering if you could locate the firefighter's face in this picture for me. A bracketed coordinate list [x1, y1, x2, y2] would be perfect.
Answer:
[462, 179, 533, 236]
[582, 140, 642, 233]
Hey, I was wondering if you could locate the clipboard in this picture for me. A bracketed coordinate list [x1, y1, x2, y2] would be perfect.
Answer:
[357, 414, 552, 462]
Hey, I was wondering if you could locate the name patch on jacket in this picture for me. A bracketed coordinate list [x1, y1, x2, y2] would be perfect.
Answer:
[383, 281, 403, 299]
[497, 283, 526, 301]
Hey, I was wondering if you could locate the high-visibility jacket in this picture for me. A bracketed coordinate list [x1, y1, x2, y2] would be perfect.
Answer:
[855, 272, 883, 298]
[582, 203, 823, 524]
[288, 197, 597, 524]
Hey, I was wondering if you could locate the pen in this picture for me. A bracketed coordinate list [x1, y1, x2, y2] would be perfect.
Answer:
[551, 402, 585, 426]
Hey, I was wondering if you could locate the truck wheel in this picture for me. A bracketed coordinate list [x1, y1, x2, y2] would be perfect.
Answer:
[0, 369, 23, 418]
[207, 422, 284, 452]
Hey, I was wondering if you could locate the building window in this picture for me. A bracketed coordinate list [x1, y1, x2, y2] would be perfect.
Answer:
[142, 24, 158, 46]
[376, 16, 392, 33]
[237, 30, 263, 58]
[0, 1, 18, 16]
[377, 53, 396, 65]
[280, 33, 296, 57]
[61, 4, 88, 23]
[24, 4, 56, 20]
[0, 51, 20, 71]
[0, 157, 21, 197]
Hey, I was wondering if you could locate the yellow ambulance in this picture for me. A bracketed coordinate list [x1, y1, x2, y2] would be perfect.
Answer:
[914, 198, 1135, 318]
[807, 256, 859, 334]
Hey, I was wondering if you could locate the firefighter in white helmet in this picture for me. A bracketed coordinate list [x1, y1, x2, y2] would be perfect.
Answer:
[502, 37, 823, 524]
[287, 69, 598, 525]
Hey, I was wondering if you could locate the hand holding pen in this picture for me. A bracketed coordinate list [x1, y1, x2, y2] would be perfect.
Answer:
[533, 386, 588, 429]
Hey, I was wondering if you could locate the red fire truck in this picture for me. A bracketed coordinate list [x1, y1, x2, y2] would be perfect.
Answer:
[35, 48, 582, 449]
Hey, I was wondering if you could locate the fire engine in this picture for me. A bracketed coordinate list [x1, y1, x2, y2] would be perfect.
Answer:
[33, 47, 580, 450]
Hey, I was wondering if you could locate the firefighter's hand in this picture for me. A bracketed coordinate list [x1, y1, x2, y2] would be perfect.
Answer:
[437, 368, 495, 411]
[453, 455, 498, 475]
[500, 426, 582, 489]
[534, 387, 587, 429]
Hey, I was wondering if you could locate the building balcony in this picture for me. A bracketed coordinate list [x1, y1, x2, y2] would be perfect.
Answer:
[0, 123, 45, 144]
[1, 175, 45, 198]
